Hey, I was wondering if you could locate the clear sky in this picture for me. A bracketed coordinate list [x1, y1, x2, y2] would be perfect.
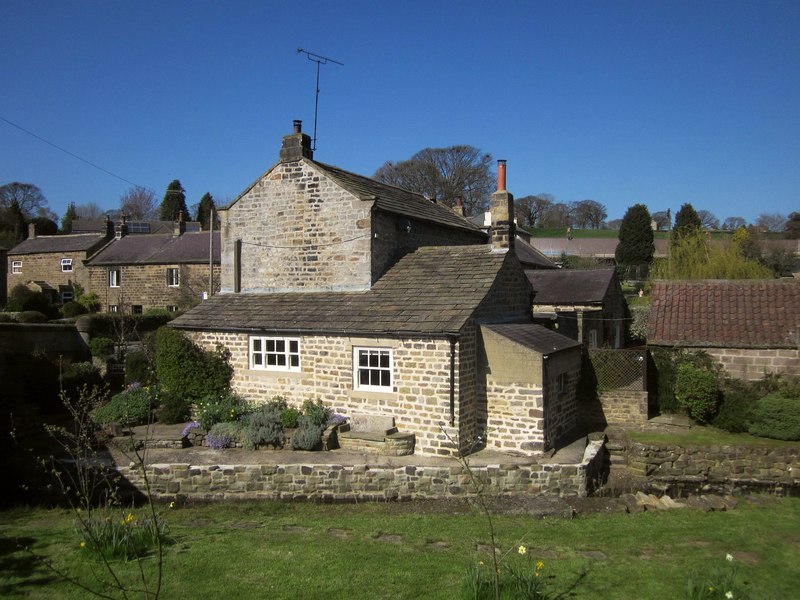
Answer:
[1, 0, 798, 226]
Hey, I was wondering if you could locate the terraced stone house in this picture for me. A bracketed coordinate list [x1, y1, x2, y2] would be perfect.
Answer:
[172, 122, 582, 456]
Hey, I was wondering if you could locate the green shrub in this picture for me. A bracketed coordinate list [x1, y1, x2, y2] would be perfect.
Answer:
[92, 384, 154, 427]
[76, 291, 101, 313]
[674, 363, 719, 423]
[651, 348, 718, 415]
[0, 313, 16, 323]
[748, 393, 800, 441]
[7, 285, 56, 317]
[207, 421, 246, 449]
[242, 405, 284, 450]
[155, 327, 232, 403]
[713, 379, 758, 433]
[302, 397, 332, 427]
[89, 336, 115, 360]
[265, 395, 288, 412]
[290, 416, 324, 451]
[280, 406, 302, 429]
[17, 310, 48, 323]
[61, 362, 104, 401]
[125, 351, 154, 386]
[61, 301, 87, 318]
[196, 392, 251, 431]
[157, 390, 191, 424]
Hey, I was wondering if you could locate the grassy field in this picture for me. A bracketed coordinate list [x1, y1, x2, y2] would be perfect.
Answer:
[3, 496, 799, 599]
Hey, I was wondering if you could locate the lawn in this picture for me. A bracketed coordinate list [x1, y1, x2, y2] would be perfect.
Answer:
[2, 496, 799, 599]
[629, 425, 800, 448]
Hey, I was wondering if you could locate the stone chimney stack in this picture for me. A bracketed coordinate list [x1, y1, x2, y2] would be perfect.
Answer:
[174, 210, 186, 236]
[452, 196, 465, 218]
[279, 119, 314, 162]
[104, 215, 114, 239]
[28, 223, 36, 239]
[490, 159, 515, 252]
[115, 212, 128, 239]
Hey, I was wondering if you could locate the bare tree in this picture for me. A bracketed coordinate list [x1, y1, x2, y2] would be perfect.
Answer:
[651, 210, 671, 230]
[697, 210, 720, 230]
[572, 199, 607, 229]
[74, 202, 106, 220]
[0, 182, 48, 218]
[374, 145, 495, 216]
[515, 194, 553, 229]
[120, 186, 157, 221]
[722, 216, 747, 230]
[540, 202, 573, 228]
[756, 212, 787, 232]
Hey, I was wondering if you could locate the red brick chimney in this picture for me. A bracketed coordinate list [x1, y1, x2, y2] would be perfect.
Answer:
[490, 160, 515, 251]
[279, 119, 314, 162]
[174, 210, 186, 236]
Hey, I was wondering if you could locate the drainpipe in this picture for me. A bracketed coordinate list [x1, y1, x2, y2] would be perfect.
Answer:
[449, 336, 457, 427]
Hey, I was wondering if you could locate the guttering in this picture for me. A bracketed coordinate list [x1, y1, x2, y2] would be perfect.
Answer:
[169, 322, 463, 341]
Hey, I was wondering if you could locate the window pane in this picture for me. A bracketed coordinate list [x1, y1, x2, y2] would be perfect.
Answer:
[276, 354, 286, 366]
[289, 340, 298, 353]
[267, 354, 277, 366]
[370, 370, 380, 386]
[381, 371, 391, 387]
[290, 355, 299, 367]
[266, 340, 275, 352]
[275, 340, 285, 353]
[380, 352, 389, 368]
[253, 339, 261, 352]
[359, 352, 368, 367]
[253, 354, 262, 365]
[369, 352, 379, 367]
[359, 370, 369, 385]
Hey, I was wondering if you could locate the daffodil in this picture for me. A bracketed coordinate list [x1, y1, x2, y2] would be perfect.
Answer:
[169, 501, 175, 509]
[123, 512, 135, 525]
[726, 553, 733, 562]
[518, 545, 527, 555]
[725, 592, 734, 599]
[536, 561, 544, 570]
[79, 541, 86, 548]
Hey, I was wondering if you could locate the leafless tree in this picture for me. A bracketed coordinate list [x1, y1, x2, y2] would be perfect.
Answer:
[120, 186, 157, 221]
[74, 202, 106, 220]
[515, 194, 553, 229]
[651, 210, 671, 230]
[572, 199, 607, 229]
[697, 210, 720, 230]
[0, 182, 48, 218]
[756, 212, 787, 232]
[722, 216, 747, 230]
[374, 145, 495, 217]
[540, 202, 573, 228]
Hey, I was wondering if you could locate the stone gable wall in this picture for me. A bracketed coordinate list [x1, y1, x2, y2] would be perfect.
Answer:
[7, 250, 94, 300]
[542, 349, 581, 449]
[87, 263, 220, 313]
[220, 160, 373, 293]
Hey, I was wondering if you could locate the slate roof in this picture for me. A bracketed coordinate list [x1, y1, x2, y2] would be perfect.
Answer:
[86, 232, 220, 266]
[482, 323, 581, 355]
[8, 234, 107, 256]
[171, 245, 513, 336]
[71, 220, 201, 234]
[528, 237, 669, 258]
[648, 279, 800, 348]
[313, 161, 485, 236]
[526, 269, 616, 305]
[515, 237, 558, 269]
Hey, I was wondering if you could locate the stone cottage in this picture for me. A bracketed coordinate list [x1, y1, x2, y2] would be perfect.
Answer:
[172, 121, 582, 456]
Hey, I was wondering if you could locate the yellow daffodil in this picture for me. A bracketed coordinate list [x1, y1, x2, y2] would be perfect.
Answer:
[518, 545, 527, 555]
[169, 501, 175, 509]
[123, 512, 135, 525]
[536, 561, 544, 570]
[79, 541, 86, 548]
[726, 553, 734, 562]
[725, 592, 734, 599]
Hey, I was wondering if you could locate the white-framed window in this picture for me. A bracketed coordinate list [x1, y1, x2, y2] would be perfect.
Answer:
[167, 305, 179, 313]
[11, 260, 21, 274]
[108, 268, 121, 288]
[109, 304, 119, 313]
[61, 258, 73, 272]
[166, 267, 180, 287]
[250, 336, 301, 371]
[61, 290, 74, 304]
[353, 347, 393, 391]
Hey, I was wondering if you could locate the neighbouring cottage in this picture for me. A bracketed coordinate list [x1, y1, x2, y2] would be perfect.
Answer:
[6, 222, 112, 304]
[171, 121, 582, 456]
[527, 268, 628, 348]
[85, 214, 220, 314]
[648, 279, 800, 380]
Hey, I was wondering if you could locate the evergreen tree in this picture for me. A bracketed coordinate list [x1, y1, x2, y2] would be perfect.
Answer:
[61, 202, 77, 233]
[673, 203, 702, 235]
[159, 180, 189, 221]
[786, 212, 800, 240]
[196, 192, 217, 230]
[615, 204, 655, 269]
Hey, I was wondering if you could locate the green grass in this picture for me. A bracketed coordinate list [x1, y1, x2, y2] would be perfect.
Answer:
[2, 497, 799, 599]
[629, 426, 800, 448]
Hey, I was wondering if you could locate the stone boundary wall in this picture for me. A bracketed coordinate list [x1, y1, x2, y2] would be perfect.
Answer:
[703, 347, 800, 381]
[116, 439, 606, 502]
[627, 442, 800, 489]
[599, 390, 649, 424]
[0, 322, 89, 360]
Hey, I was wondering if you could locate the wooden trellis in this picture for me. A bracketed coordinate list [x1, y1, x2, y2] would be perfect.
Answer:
[588, 348, 648, 392]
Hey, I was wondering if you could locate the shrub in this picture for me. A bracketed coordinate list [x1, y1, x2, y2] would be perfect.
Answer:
[713, 379, 758, 433]
[157, 390, 191, 424]
[674, 363, 719, 423]
[0, 313, 16, 323]
[302, 397, 331, 427]
[280, 406, 302, 429]
[155, 327, 232, 403]
[8, 285, 56, 317]
[748, 393, 800, 441]
[196, 392, 250, 431]
[89, 336, 115, 360]
[125, 351, 154, 386]
[92, 384, 154, 427]
[18, 310, 48, 323]
[61, 362, 104, 401]
[61, 301, 87, 318]
[290, 415, 324, 451]
[242, 405, 284, 450]
[207, 421, 246, 449]
[265, 396, 289, 412]
[76, 291, 101, 313]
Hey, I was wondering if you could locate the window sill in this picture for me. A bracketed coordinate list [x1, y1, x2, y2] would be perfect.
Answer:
[346, 388, 397, 402]
[244, 369, 305, 380]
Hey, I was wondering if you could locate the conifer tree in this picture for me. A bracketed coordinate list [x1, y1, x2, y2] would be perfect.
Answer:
[615, 204, 655, 269]
[61, 202, 77, 233]
[673, 203, 702, 235]
[159, 180, 189, 221]
[196, 192, 217, 230]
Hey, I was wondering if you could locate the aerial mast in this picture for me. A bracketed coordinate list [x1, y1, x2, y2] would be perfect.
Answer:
[296, 48, 344, 151]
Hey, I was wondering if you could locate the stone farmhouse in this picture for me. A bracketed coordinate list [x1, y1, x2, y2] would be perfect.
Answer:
[172, 121, 583, 457]
[527, 268, 628, 349]
[648, 279, 800, 380]
[85, 216, 220, 314]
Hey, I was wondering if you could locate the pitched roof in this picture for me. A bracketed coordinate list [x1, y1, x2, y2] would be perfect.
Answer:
[312, 161, 486, 236]
[515, 237, 558, 269]
[8, 234, 107, 256]
[171, 245, 514, 336]
[528, 237, 669, 258]
[71, 220, 201, 234]
[86, 232, 220, 265]
[482, 323, 581, 355]
[526, 269, 617, 305]
[648, 279, 800, 348]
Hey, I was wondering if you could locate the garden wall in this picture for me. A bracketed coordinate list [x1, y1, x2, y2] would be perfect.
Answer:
[627, 442, 800, 491]
[0, 322, 89, 360]
[116, 439, 607, 501]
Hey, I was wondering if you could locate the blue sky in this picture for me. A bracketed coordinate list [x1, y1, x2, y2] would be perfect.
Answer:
[1, 0, 798, 226]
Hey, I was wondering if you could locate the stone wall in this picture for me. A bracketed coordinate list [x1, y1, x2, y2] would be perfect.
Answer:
[703, 347, 800, 381]
[627, 442, 800, 489]
[7, 249, 95, 300]
[587, 390, 649, 428]
[117, 439, 607, 502]
[220, 160, 373, 293]
[0, 323, 90, 360]
[87, 263, 220, 313]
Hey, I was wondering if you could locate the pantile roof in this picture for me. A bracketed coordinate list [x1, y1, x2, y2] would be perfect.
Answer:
[526, 269, 617, 305]
[482, 323, 581, 355]
[8, 234, 107, 256]
[648, 279, 800, 348]
[171, 244, 514, 336]
[86, 232, 220, 265]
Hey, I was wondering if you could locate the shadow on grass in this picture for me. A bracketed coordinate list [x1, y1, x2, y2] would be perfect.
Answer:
[0, 535, 60, 596]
